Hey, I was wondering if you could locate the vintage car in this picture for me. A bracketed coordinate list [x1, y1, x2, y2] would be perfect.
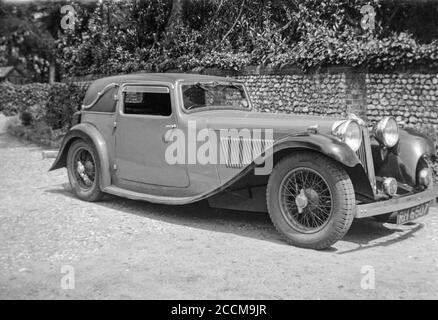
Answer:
[50, 73, 438, 249]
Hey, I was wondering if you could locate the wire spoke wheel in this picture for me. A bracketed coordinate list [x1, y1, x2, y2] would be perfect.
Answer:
[267, 152, 355, 249]
[72, 147, 96, 190]
[279, 167, 333, 233]
[67, 140, 103, 202]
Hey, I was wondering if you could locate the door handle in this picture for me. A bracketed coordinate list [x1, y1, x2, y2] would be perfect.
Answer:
[163, 124, 177, 143]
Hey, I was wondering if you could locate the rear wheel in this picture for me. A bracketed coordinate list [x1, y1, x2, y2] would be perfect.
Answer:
[267, 152, 356, 249]
[67, 139, 103, 202]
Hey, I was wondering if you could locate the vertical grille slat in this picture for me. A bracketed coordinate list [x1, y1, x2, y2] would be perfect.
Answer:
[356, 127, 377, 194]
[220, 136, 273, 169]
[357, 138, 368, 174]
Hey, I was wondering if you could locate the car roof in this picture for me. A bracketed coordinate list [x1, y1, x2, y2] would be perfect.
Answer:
[90, 72, 237, 88]
[83, 73, 239, 110]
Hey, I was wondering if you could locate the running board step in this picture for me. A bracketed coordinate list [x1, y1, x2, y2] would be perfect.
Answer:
[103, 185, 196, 205]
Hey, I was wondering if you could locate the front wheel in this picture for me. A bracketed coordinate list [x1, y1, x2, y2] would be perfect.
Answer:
[267, 152, 356, 249]
[67, 139, 104, 202]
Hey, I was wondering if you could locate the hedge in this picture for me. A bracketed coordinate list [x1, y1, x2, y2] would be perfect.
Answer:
[0, 81, 87, 148]
[0, 82, 51, 117]
[0, 81, 86, 130]
[44, 83, 87, 130]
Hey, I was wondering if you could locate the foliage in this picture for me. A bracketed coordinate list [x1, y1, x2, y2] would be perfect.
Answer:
[0, 82, 51, 115]
[0, 81, 85, 131]
[20, 111, 33, 126]
[56, 0, 171, 74]
[3, 0, 438, 77]
[2, 80, 84, 148]
[44, 82, 86, 130]
[8, 118, 65, 148]
[0, 0, 71, 82]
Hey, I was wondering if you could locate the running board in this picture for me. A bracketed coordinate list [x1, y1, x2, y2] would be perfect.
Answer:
[103, 185, 197, 205]
[103, 165, 257, 206]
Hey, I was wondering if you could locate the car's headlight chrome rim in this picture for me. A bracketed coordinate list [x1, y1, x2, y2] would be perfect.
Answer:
[374, 116, 399, 148]
[332, 119, 362, 152]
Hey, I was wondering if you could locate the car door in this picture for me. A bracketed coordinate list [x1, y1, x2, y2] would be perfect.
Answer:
[114, 84, 189, 188]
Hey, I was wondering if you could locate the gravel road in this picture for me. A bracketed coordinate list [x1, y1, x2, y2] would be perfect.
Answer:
[0, 133, 437, 299]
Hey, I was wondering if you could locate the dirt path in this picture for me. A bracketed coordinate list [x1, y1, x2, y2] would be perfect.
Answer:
[0, 133, 437, 299]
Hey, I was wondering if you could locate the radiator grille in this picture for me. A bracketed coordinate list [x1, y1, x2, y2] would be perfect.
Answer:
[356, 127, 377, 194]
[356, 134, 368, 174]
[220, 137, 273, 168]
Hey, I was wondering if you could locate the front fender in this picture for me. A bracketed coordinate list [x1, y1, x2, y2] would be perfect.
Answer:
[373, 128, 436, 186]
[273, 132, 362, 168]
[49, 123, 111, 189]
[270, 132, 375, 200]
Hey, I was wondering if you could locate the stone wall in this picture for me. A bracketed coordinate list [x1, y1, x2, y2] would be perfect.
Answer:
[366, 74, 438, 131]
[236, 70, 437, 128]
[233, 68, 438, 143]
[237, 73, 347, 117]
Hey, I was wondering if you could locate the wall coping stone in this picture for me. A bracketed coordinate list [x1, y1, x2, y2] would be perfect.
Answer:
[63, 64, 438, 83]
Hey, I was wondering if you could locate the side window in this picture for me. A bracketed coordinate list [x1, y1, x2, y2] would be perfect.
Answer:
[123, 86, 172, 116]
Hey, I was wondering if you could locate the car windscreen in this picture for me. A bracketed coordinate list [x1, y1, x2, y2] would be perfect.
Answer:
[181, 82, 250, 111]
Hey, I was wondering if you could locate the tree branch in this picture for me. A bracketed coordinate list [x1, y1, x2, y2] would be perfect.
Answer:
[213, 0, 245, 51]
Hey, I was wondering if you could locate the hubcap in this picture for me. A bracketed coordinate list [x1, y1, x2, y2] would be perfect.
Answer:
[279, 167, 333, 233]
[73, 148, 96, 189]
[295, 189, 308, 213]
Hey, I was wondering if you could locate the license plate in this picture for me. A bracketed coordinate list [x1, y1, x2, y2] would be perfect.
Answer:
[396, 202, 431, 224]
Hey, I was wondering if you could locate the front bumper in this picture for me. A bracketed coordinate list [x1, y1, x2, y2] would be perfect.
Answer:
[356, 185, 438, 218]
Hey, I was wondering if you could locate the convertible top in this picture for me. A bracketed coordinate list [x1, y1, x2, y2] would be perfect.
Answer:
[82, 73, 236, 112]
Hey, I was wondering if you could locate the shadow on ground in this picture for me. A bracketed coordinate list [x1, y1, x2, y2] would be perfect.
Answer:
[47, 183, 426, 253]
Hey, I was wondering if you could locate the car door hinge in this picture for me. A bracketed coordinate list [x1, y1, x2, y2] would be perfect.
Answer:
[113, 121, 117, 128]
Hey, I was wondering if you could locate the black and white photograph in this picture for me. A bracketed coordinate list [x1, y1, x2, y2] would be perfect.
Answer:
[0, 0, 438, 304]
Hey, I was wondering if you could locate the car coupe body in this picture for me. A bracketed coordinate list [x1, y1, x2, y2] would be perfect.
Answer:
[51, 73, 438, 249]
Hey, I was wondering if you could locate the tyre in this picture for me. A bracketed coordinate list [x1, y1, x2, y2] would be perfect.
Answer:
[67, 139, 104, 202]
[266, 151, 356, 249]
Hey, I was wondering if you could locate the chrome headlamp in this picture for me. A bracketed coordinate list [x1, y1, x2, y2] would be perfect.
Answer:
[374, 116, 399, 148]
[332, 119, 362, 152]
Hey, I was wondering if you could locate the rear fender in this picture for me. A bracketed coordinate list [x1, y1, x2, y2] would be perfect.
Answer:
[49, 123, 111, 189]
